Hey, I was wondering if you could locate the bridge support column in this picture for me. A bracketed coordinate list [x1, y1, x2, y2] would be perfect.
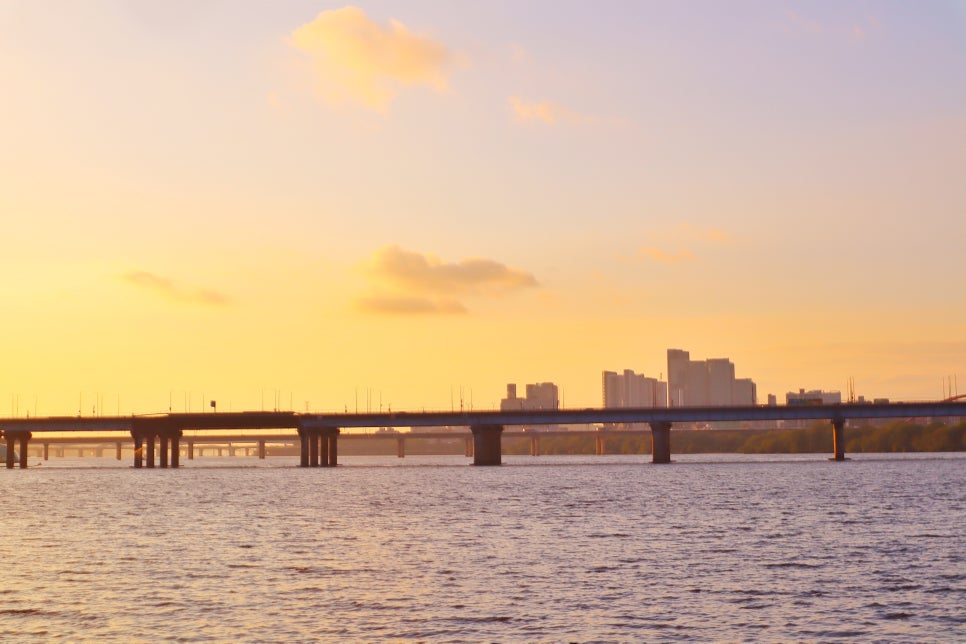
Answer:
[319, 431, 330, 466]
[309, 431, 320, 467]
[530, 435, 540, 456]
[298, 428, 310, 467]
[188, 441, 194, 460]
[258, 440, 266, 459]
[464, 436, 474, 458]
[397, 436, 405, 458]
[324, 428, 339, 467]
[159, 435, 169, 468]
[649, 421, 672, 464]
[169, 432, 181, 468]
[831, 418, 846, 461]
[146, 435, 156, 468]
[5, 434, 15, 469]
[471, 424, 503, 466]
[18, 433, 29, 469]
[5, 432, 30, 469]
[44, 443, 49, 461]
[595, 433, 605, 456]
[133, 433, 144, 468]
[116, 442, 122, 460]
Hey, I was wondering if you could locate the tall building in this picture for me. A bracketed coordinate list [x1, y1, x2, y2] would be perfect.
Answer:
[667, 349, 690, 407]
[733, 379, 757, 406]
[708, 358, 736, 406]
[501, 382, 559, 430]
[687, 360, 711, 406]
[666, 349, 757, 407]
[525, 382, 559, 410]
[602, 369, 668, 408]
[601, 369, 667, 429]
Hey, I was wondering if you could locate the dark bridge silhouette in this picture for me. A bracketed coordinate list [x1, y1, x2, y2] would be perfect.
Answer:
[2, 401, 964, 469]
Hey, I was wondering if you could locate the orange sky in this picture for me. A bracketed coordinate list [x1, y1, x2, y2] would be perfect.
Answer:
[1, 2, 963, 415]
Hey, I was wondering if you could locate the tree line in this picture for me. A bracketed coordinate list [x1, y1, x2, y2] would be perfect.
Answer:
[499, 420, 966, 455]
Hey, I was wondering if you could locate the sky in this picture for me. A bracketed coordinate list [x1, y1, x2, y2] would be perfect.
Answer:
[1, 0, 964, 416]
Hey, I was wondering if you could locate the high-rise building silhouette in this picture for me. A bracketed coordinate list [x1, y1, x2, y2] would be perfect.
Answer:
[501, 382, 559, 430]
[666, 349, 756, 407]
[602, 369, 667, 429]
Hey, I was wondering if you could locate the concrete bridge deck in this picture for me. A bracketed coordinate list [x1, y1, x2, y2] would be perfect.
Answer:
[2, 401, 964, 469]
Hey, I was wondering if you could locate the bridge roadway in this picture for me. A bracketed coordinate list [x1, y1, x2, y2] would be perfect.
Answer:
[1, 401, 964, 469]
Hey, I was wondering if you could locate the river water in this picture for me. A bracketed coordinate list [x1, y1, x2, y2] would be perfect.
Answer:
[2, 453, 964, 642]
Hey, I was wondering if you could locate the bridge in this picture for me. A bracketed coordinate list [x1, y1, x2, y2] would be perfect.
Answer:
[2, 401, 964, 469]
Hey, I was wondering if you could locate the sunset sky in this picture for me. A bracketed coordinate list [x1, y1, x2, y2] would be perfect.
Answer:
[1, 1, 963, 416]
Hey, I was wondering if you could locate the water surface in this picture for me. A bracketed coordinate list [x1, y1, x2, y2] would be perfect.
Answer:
[2, 453, 964, 641]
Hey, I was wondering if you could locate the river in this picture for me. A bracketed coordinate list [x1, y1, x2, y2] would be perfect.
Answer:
[2, 453, 964, 642]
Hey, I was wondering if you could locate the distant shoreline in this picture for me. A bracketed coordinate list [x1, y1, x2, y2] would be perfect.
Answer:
[265, 420, 965, 457]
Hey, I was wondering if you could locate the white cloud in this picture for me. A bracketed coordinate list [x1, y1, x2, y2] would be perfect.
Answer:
[288, 6, 453, 111]
[357, 245, 538, 315]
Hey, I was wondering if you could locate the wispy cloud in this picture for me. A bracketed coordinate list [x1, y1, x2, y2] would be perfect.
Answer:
[287, 5, 453, 111]
[357, 245, 538, 315]
[120, 270, 230, 306]
[367, 245, 538, 294]
[509, 97, 601, 126]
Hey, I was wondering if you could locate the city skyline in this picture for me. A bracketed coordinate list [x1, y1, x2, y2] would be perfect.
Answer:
[1, 2, 963, 415]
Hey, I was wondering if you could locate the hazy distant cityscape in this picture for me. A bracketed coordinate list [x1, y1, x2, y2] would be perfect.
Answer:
[497, 348, 867, 430]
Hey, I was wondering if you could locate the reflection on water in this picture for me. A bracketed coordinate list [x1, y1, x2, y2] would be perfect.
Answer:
[2, 453, 964, 641]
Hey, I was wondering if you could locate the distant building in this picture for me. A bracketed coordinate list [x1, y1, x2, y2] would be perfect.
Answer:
[786, 389, 842, 406]
[666, 349, 758, 408]
[733, 379, 757, 406]
[601, 369, 667, 429]
[525, 382, 559, 411]
[501, 382, 559, 430]
[667, 349, 691, 407]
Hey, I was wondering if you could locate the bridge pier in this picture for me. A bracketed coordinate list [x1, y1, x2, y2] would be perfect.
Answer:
[133, 434, 144, 468]
[327, 429, 339, 466]
[116, 442, 122, 460]
[471, 424, 503, 466]
[298, 428, 309, 466]
[831, 418, 847, 461]
[298, 427, 340, 467]
[595, 433, 605, 456]
[319, 431, 330, 465]
[169, 432, 181, 468]
[131, 421, 183, 468]
[188, 441, 194, 460]
[309, 432, 320, 466]
[5, 431, 31, 469]
[649, 421, 672, 464]
[258, 440, 266, 459]
[464, 436, 474, 458]
[397, 436, 405, 458]
[529, 434, 540, 457]
[43, 443, 49, 461]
